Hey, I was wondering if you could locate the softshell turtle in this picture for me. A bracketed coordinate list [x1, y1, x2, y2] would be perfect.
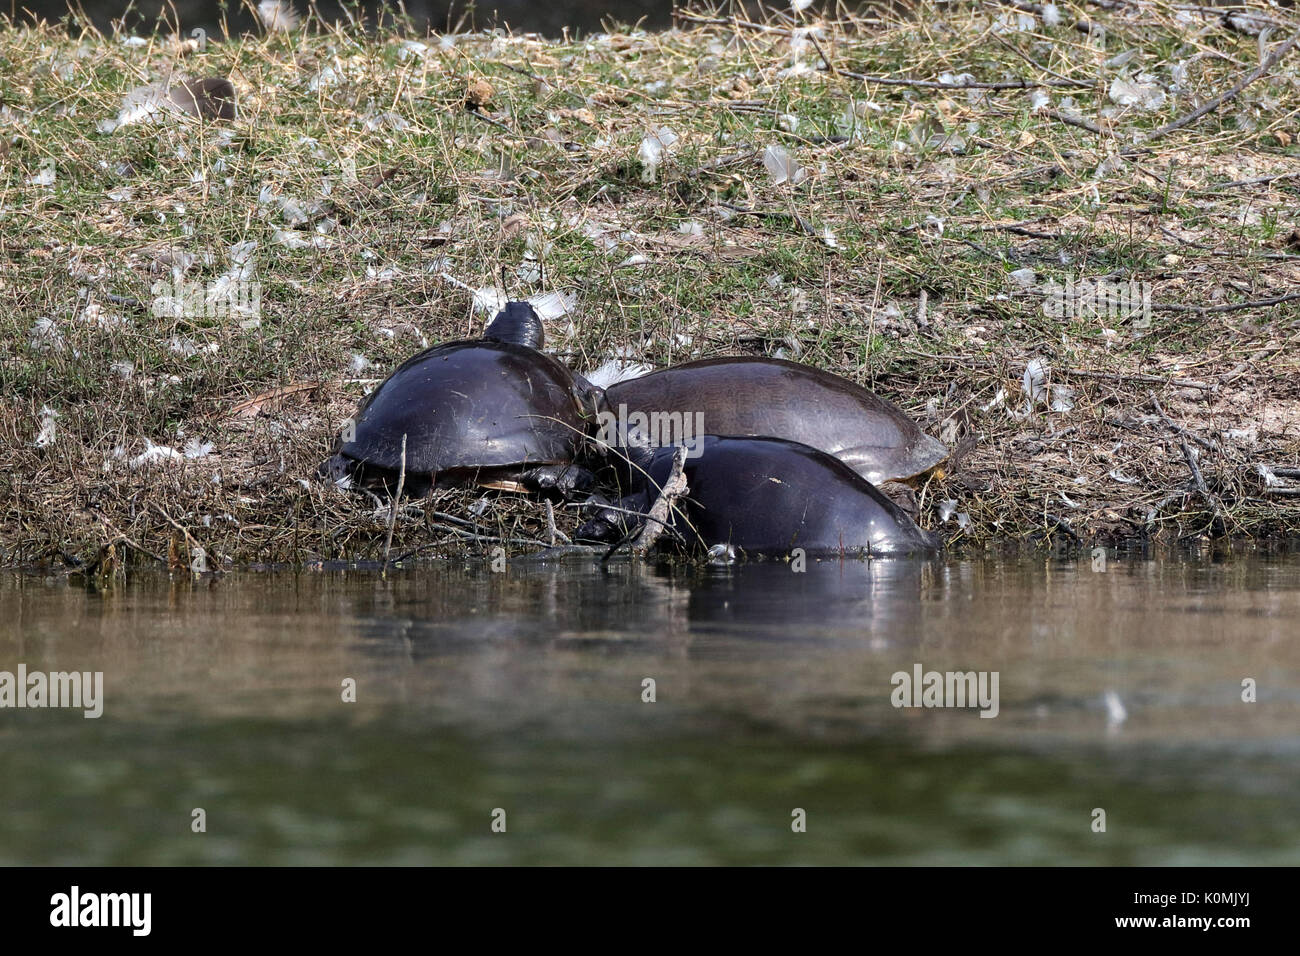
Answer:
[576, 435, 941, 558]
[602, 357, 948, 486]
[321, 302, 604, 498]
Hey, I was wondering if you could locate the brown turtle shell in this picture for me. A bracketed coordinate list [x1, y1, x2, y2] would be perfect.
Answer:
[604, 357, 948, 485]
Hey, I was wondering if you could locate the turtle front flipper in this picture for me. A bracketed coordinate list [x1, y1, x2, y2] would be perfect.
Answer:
[517, 463, 598, 501]
[574, 490, 653, 544]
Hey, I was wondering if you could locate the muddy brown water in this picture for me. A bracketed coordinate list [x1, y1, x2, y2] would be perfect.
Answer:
[2, 546, 1298, 864]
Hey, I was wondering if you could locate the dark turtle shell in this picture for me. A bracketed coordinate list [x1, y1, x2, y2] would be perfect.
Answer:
[339, 340, 596, 477]
[603, 357, 948, 485]
[324, 303, 604, 495]
[577, 435, 941, 558]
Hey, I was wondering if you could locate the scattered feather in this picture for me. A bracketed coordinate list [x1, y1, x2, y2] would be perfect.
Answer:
[1094, 152, 1126, 179]
[471, 286, 508, 315]
[102, 77, 236, 133]
[763, 145, 807, 187]
[257, 0, 301, 33]
[585, 357, 653, 388]
[1008, 267, 1037, 290]
[981, 388, 1007, 413]
[1108, 75, 1166, 111]
[1050, 386, 1075, 413]
[637, 126, 679, 183]
[1257, 464, 1283, 488]
[35, 406, 59, 448]
[528, 290, 576, 321]
[273, 228, 330, 249]
[130, 440, 184, 469]
[1022, 358, 1050, 409]
[29, 318, 64, 353]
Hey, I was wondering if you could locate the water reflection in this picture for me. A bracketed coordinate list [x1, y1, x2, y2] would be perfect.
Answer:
[2, 548, 1298, 864]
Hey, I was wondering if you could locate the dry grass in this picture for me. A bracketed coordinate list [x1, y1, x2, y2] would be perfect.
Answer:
[1, 1, 1299, 570]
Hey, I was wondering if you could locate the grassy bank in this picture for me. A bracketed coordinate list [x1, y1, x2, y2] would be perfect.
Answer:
[1, 2, 1298, 570]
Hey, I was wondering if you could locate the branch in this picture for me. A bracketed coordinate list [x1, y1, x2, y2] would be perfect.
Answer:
[1143, 28, 1300, 144]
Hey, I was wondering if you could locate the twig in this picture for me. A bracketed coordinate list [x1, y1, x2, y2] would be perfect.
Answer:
[1212, 171, 1300, 190]
[808, 31, 837, 78]
[673, 11, 795, 36]
[977, 219, 1063, 239]
[988, 25, 1089, 88]
[466, 107, 513, 134]
[1152, 291, 1300, 315]
[1064, 368, 1217, 391]
[382, 434, 407, 573]
[150, 503, 203, 553]
[685, 148, 760, 178]
[631, 447, 689, 555]
[1142, 29, 1300, 144]
[1149, 392, 1226, 528]
[1108, 414, 1218, 451]
[544, 499, 569, 545]
[840, 69, 1091, 90]
[719, 201, 828, 244]
[1042, 109, 1103, 135]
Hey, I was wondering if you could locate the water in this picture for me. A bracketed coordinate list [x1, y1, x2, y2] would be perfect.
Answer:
[2, 547, 1298, 864]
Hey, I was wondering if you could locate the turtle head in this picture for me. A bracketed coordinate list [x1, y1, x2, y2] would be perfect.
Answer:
[485, 301, 545, 350]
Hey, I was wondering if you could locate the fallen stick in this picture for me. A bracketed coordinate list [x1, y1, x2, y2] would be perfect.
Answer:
[1107, 414, 1218, 451]
[544, 499, 569, 545]
[720, 201, 818, 237]
[840, 69, 1090, 90]
[673, 11, 796, 37]
[899, 350, 1219, 391]
[1212, 171, 1300, 190]
[150, 503, 205, 559]
[1142, 28, 1300, 145]
[1149, 393, 1226, 528]
[1042, 109, 1103, 134]
[1222, 344, 1287, 384]
[382, 434, 407, 573]
[631, 446, 689, 556]
[1152, 291, 1300, 315]
[1061, 368, 1217, 391]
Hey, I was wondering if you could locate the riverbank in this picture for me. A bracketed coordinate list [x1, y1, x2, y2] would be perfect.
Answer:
[2, 3, 1298, 569]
